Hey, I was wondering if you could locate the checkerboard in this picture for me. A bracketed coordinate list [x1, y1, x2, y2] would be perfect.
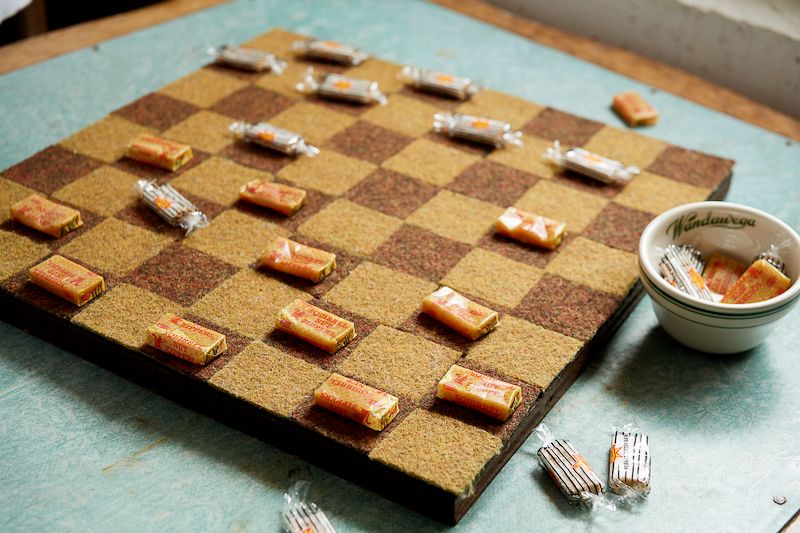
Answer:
[0, 28, 733, 523]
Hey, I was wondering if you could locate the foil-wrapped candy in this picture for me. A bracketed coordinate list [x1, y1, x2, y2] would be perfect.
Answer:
[399, 65, 479, 100]
[292, 38, 368, 66]
[433, 113, 522, 148]
[544, 140, 639, 184]
[209, 45, 287, 74]
[229, 121, 319, 157]
[296, 68, 387, 105]
[135, 180, 208, 236]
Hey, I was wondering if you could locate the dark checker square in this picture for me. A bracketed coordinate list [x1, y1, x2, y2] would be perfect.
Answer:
[263, 299, 378, 370]
[421, 359, 541, 442]
[210, 87, 295, 123]
[398, 86, 462, 111]
[219, 141, 294, 174]
[235, 185, 332, 233]
[113, 149, 211, 181]
[127, 244, 239, 306]
[372, 224, 471, 282]
[478, 232, 575, 269]
[581, 202, 653, 253]
[2, 145, 103, 195]
[1, 205, 105, 251]
[647, 146, 734, 189]
[345, 169, 438, 219]
[522, 107, 604, 147]
[116, 192, 226, 237]
[325, 121, 413, 165]
[448, 160, 539, 206]
[113, 93, 200, 131]
[514, 273, 621, 341]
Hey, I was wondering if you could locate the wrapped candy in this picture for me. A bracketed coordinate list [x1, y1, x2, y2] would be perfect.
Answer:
[535, 424, 606, 507]
[544, 140, 638, 184]
[282, 481, 336, 533]
[296, 68, 387, 105]
[229, 122, 319, 157]
[399, 66, 479, 100]
[209, 45, 287, 74]
[433, 113, 522, 148]
[436, 365, 521, 421]
[722, 258, 791, 304]
[495, 207, 566, 250]
[292, 38, 368, 65]
[135, 180, 208, 236]
[658, 244, 714, 301]
[609, 425, 651, 502]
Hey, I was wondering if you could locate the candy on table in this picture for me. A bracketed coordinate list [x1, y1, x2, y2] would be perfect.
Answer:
[609, 428, 651, 497]
[135, 179, 208, 236]
[145, 313, 227, 365]
[275, 299, 355, 353]
[433, 112, 522, 148]
[543, 140, 639, 184]
[436, 364, 521, 421]
[125, 134, 193, 171]
[721, 258, 791, 304]
[229, 121, 319, 158]
[282, 481, 336, 533]
[29, 255, 105, 306]
[398, 65, 480, 100]
[535, 424, 605, 504]
[291, 38, 369, 65]
[495, 206, 566, 250]
[239, 179, 307, 215]
[703, 252, 746, 295]
[658, 244, 714, 301]
[612, 90, 659, 127]
[259, 237, 337, 283]
[296, 68, 387, 105]
[314, 373, 399, 431]
[209, 45, 287, 74]
[9, 194, 83, 238]
[421, 286, 499, 340]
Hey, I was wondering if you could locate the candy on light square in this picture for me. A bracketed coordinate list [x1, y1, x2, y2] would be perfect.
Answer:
[125, 134, 193, 171]
[276, 299, 356, 353]
[314, 373, 399, 431]
[437, 364, 521, 421]
[703, 253, 746, 295]
[612, 91, 659, 127]
[721, 259, 791, 304]
[239, 179, 307, 215]
[259, 237, 336, 282]
[146, 313, 227, 365]
[29, 255, 105, 306]
[422, 286, 499, 340]
[10, 194, 82, 238]
[495, 207, 566, 250]
[171, 157, 266, 206]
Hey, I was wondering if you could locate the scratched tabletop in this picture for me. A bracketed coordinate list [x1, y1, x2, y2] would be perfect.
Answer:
[1, 1, 799, 531]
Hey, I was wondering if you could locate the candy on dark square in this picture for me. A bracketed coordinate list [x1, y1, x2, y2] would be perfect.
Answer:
[581, 203, 653, 253]
[219, 140, 295, 174]
[2, 204, 105, 251]
[126, 244, 239, 306]
[264, 299, 378, 370]
[372, 224, 471, 282]
[514, 273, 621, 341]
[647, 145, 735, 189]
[478, 231, 575, 269]
[325, 121, 413, 164]
[210, 86, 295, 123]
[551, 169, 626, 199]
[522, 107, 604, 147]
[116, 191, 225, 237]
[112, 93, 200, 131]
[234, 185, 332, 232]
[420, 358, 541, 442]
[448, 160, 539, 206]
[425, 131, 494, 157]
[2, 145, 103, 195]
[345, 168, 438, 219]
[398, 86, 462, 110]
[113, 148, 211, 181]
[203, 63, 265, 82]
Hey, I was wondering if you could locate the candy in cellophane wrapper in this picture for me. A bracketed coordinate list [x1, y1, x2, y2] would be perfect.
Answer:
[657, 244, 714, 301]
[209, 45, 287, 74]
[433, 113, 522, 148]
[399, 65, 480, 100]
[544, 140, 639, 184]
[229, 121, 320, 157]
[135, 180, 208, 236]
[282, 481, 336, 533]
[296, 68, 387, 105]
[292, 38, 369, 65]
[608, 424, 651, 508]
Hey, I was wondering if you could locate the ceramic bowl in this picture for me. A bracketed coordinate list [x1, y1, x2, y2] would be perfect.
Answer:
[638, 201, 800, 353]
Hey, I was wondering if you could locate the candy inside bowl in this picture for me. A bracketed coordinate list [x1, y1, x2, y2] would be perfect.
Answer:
[638, 201, 800, 354]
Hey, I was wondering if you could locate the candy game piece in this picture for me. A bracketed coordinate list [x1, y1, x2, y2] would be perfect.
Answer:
[10, 194, 83, 238]
[433, 113, 522, 148]
[297, 69, 387, 105]
[125, 134, 193, 171]
[658, 244, 714, 301]
[721, 259, 791, 304]
[135, 180, 208, 236]
[276, 299, 355, 353]
[146, 313, 227, 365]
[259, 237, 336, 282]
[436, 364, 521, 421]
[703, 253, 746, 295]
[291, 39, 369, 65]
[544, 140, 639, 184]
[239, 179, 307, 215]
[495, 207, 566, 250]
[282, 481, 336, 533]
[609, 430, 651, 496]
[612, 91, 659, 127]
[753, 251, 786, 275]
[314, 373, 399, 431]
[29, 255, 105, 306]
[421, 286, 499, 340]
[210, 45, 287, 74]
[538, 437, 605, 502]
[399, 66, 479, 100]
[229, 121, 319, 157]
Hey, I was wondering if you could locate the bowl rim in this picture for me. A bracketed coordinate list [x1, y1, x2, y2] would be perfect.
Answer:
[639, 200, 800, 314]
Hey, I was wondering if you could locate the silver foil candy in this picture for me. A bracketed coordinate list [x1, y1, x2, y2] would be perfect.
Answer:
[544, 140, 639, 184]
[291, 38, 369, 65]
[297, 68, 386, 105]
[282, 481, 335, 533]
[135, 180, 208, 236]
[229, 122, 320, 157]
[210, 45, 287, 74]
[399, 66, 479, 100]
[433, 113, 522, 148]
[659, 244, 714, 301]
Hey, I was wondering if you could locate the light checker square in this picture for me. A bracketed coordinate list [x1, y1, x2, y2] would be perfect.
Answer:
[514, 179, 608, 233]
[60, 115, 155, 164]
[382, 138, 479, 187]
[162, 111, 236, 154]
[545, 237, 639, 297]
[159, 69, 248, 108]
[407, 190, 504, 245]
[277, 150, 376, 196]
[52, 166, 140, 217]
[171, 156, 268, 206]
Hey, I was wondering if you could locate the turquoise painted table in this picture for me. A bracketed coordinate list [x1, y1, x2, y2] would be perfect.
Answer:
[1, 1, 799, 530]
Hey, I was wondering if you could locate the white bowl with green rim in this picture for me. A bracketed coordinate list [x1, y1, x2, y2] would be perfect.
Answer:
[638, 201, 800, 353]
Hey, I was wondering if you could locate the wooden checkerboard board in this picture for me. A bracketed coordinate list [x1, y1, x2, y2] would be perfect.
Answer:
[0, 28, 733, 524]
